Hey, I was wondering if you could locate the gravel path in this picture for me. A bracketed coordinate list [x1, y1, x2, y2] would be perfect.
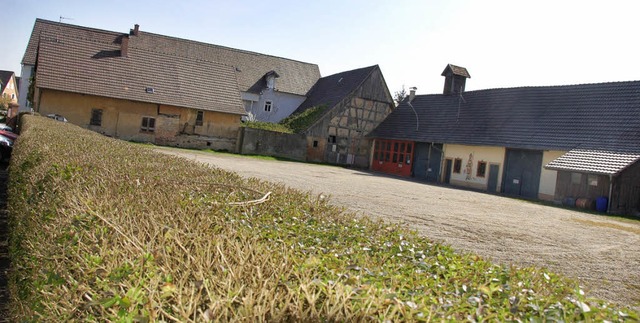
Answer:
[160, 148, 640, 308]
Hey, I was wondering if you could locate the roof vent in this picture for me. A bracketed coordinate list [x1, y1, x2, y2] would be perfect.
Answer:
[145, 87, 155, 94]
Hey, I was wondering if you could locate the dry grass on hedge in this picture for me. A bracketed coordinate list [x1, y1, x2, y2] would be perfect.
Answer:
[6, 116, 637, 321]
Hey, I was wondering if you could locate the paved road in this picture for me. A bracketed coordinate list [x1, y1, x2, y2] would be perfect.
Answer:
[159, 148, 640, 308]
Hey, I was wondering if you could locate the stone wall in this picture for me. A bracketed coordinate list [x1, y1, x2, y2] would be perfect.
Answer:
[238, 127, 306, 161]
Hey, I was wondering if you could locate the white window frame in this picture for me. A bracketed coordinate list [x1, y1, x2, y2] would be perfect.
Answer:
[264, 100, 272, 112]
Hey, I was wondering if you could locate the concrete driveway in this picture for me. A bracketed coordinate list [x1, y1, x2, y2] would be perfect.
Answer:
[158, 148, 640, 308]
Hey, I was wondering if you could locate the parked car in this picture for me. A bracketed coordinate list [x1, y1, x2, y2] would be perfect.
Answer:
[0, 129, 17, 141]
[46, 114, 68, 122]
[0, 134, 13, 162]
[0, 123, 11, 132]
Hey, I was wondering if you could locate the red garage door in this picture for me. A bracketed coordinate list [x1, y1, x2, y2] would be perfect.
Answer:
[371, 139, 414, 177]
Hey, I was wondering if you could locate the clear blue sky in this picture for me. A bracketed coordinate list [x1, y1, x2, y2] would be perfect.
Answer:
[2, 0, 639, 95]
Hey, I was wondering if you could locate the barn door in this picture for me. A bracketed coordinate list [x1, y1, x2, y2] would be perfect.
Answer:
[503, 149, 543, 198]
[413, 143, 429, 179]
[371, 139, 414, 177]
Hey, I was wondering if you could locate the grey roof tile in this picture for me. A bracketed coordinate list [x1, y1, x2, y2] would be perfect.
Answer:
[545, 149, 640, 175]
[369, 81, 640, 154]
[294, 65, 378, 115]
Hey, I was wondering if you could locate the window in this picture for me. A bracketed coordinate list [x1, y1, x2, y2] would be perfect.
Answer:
[11, 94, 15, 100]
[477, 161, 487, 178]
[328, 135, 336, 143]
[141, 116, 156, 132]
[90, 109, 103, 126]
[453, 158, 462, 173]
[264, 100, 272, 112]
[195, 110, 204, 126]
[313, 140, 318, 148]
[588, 174, 598, 186]
[372, 140, 413, 164]
[571, 172, 582, 184]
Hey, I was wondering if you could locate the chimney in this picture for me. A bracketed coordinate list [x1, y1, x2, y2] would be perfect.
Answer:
[132, 24, 140, 36]
[409, 87, 417, 102]
[121, 35, 129, 57]
[441, 64, 470, 95]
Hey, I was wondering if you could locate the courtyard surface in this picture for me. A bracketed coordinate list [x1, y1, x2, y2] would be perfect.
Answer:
[159, 148, 640, 308]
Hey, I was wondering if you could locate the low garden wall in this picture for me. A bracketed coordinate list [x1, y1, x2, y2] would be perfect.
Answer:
[238, 127, 307, 161]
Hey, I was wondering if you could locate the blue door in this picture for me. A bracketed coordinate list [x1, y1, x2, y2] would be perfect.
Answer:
[503, 149, 543, 198]
[487, 164, 500, 193]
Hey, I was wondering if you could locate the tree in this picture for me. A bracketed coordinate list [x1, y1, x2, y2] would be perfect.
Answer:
[394, 85, 408, 106]
[0, 95, 10, 111]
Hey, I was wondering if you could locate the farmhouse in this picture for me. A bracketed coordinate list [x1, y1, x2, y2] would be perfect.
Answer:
[368, 64, 640, 214]
[294, 65, 394, 167]
[19, 19, 321, 150]
[236, 65, 395, 167]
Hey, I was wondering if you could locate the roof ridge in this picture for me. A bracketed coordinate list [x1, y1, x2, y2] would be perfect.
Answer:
[33, 18, 320, 68]
[415, 79, 640, 97]
[138, 30, 320, 68]
[319, 64, 378, 79]
[35, 18, 124, 37]
[301, 65, 380, 132]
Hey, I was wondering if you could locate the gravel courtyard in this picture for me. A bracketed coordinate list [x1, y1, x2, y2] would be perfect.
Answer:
[160, 148, 640, 308]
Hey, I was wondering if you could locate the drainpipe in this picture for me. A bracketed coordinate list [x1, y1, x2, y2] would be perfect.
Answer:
[607, 174, 613, 213]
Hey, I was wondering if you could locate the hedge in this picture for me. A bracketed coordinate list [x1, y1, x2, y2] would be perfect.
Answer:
[6, 115, 636, 321]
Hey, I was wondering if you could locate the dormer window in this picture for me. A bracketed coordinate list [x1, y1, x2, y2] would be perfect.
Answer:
[264, 70, 280, 90]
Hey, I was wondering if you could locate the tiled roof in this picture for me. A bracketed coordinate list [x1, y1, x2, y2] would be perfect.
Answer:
[368, 81, 640, 152]
[128, 32, 320, 96]
[545, 148, 640, 175]
[294, 65, 378, 115]
[0, 70, 14, 93]
[442, 64, 470, 78]
[36, 33, 245, 115]
[22, 19, 121, 65]
[24, 19, 321, 96]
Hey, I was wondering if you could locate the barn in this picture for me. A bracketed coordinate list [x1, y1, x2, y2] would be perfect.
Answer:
[368, 64, 640, 214]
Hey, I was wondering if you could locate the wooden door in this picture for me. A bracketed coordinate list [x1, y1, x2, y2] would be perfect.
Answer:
[371, 139, 414, 177]
[443, 159, 452, 184]
[487, 164, 500, 192]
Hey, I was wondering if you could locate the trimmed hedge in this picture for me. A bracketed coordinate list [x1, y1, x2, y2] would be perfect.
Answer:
[6, 115, 637, 321]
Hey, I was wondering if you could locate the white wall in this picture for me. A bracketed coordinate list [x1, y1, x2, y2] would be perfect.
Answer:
[443, 144, 506, 191]
[18, 64, 33, 112]
[243, 89, 307, 123]
[539, 150, 566, 200]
